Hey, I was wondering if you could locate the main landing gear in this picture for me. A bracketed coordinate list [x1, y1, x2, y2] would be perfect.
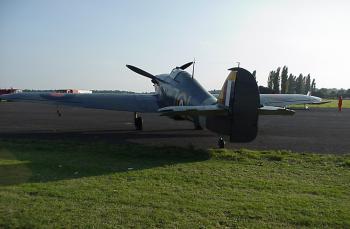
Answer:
[193, 116, 203, 130]
[218, 137, 225, 149]
[193, 122, 203, 130]
[134, 112, 143, 130]
[56, 105, 62, 117]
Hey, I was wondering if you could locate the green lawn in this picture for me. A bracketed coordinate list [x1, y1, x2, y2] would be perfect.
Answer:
[290, 99, 350, 109]
[0, 139, 349, 228]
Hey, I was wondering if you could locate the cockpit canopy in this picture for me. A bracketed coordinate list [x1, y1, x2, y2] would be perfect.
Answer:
[169, 68, 183, 79]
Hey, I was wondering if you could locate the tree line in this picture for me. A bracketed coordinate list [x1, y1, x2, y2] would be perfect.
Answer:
[254, 66, 349, 98]
[312, 88, 350, 99]
[265, 66, 316, 94]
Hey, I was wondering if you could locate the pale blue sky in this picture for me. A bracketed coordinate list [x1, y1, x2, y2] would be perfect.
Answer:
[1, 0, 349, 91]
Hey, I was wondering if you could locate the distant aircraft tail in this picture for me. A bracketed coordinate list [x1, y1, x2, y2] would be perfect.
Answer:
[307, 91, 311, 96]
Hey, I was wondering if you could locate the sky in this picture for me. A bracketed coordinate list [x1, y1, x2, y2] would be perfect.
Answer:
[0, 0, 350, 92]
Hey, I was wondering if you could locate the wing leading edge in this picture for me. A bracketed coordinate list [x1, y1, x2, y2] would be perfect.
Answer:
[0, 92, 160, 113]
[212, 93, 329, 107]
[158, 105, 295, 116]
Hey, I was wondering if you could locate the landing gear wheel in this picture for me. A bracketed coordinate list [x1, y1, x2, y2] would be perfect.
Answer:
[194, 123, 203, 130]
[135, 117, 143, 130]
[218, 137, 225, 149]
[56, 106, 62, 117]
[134, 112, 143, 130]
[193, 117, 203, 130]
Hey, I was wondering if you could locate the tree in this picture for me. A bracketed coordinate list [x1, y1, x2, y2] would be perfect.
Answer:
[266, 66, 318, 95]
[313, 88, 327, 98]
[272, 67, 281, 94]
[267, 71, 274, 90]
[338, 89, 346, 97]
[252, 70, 256, 80]
[280, 66, 288, 94]
[296, 74, 304, 94]
[305, 74, 311, 93]
[345, 89, 350, 98]
[311, 79, 316, 93]
[287, 74, 296, 94]
[258, 86, 275, 94]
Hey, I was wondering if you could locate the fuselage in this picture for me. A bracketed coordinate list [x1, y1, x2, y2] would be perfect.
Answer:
[260, 94, 322, 107]
[155, 69, 216, 108]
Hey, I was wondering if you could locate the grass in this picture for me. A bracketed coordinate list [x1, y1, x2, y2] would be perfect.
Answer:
[290, 99, 350, 109]
[0, 139, 349, 228]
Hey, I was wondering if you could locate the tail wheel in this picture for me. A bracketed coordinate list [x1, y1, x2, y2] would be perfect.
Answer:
[218, 137, 225, 149]
[135, 117, 143, 130]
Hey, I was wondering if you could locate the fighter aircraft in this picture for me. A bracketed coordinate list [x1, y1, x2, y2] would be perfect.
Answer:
[1, 62, 300, 147]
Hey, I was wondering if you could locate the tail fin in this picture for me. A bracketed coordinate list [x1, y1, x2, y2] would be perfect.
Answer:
[215, 68, 260, 142]
[217, 70, 237, 107]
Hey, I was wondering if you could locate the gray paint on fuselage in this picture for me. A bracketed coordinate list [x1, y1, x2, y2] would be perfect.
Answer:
[260, 94, 322, 107]
[153, 69, 216, 126]
[156, 70, 216, 108]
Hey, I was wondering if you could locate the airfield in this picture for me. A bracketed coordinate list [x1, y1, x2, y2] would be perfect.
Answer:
[0, 102, 349, 154]
[1, 102, 350, 227]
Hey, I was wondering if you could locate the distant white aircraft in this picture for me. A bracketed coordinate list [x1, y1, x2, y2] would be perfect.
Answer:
[259, 93, 328, 108]
[211, 91, 328, 109]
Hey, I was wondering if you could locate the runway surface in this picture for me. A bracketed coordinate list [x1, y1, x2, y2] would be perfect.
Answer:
[0, 102, 349, 154]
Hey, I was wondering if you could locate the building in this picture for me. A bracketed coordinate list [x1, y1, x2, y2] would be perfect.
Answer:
[0, 88, 22, 95]
[55, 89, 92, 94]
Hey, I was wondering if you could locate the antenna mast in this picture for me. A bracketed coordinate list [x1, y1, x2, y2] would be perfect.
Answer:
[192, 58, 195, 79]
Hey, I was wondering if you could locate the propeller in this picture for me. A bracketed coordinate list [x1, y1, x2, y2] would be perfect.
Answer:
[126, 65, 155, 79]
[178, 61, 194, 70]
[126, 64, 167, 84]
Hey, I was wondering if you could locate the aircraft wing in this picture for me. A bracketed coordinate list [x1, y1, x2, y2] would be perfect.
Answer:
[158, 105, 228, 116]
[258, 106, 295, 115]
[158, 105, 295, 116]
[0, 92, 160, 113]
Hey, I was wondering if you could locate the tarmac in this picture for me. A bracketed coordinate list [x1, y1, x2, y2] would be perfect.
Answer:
[0, 102, 349, 154]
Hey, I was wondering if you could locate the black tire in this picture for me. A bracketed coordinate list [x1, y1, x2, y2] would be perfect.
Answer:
[193, 117, 203, 130]
[218, 137, 225, 149]
[194, 123, 203, 130]
[135, 117, 143, 130]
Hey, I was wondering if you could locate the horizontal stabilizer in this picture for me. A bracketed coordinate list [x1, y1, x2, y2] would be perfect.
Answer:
[259, 106, 295, 115]
[158, 105, 227, 117]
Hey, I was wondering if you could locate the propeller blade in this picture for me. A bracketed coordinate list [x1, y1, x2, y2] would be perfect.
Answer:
[126, 65, 155, 79]
[126, 64, 169, 85]
[179, 61, 194, 70]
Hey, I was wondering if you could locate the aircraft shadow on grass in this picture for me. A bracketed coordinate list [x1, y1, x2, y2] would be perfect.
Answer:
[0, 134, 211, 186]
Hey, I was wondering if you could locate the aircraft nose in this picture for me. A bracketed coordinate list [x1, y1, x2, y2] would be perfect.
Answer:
[311, 96, 322, 103]
[315, 96, 321, 101]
